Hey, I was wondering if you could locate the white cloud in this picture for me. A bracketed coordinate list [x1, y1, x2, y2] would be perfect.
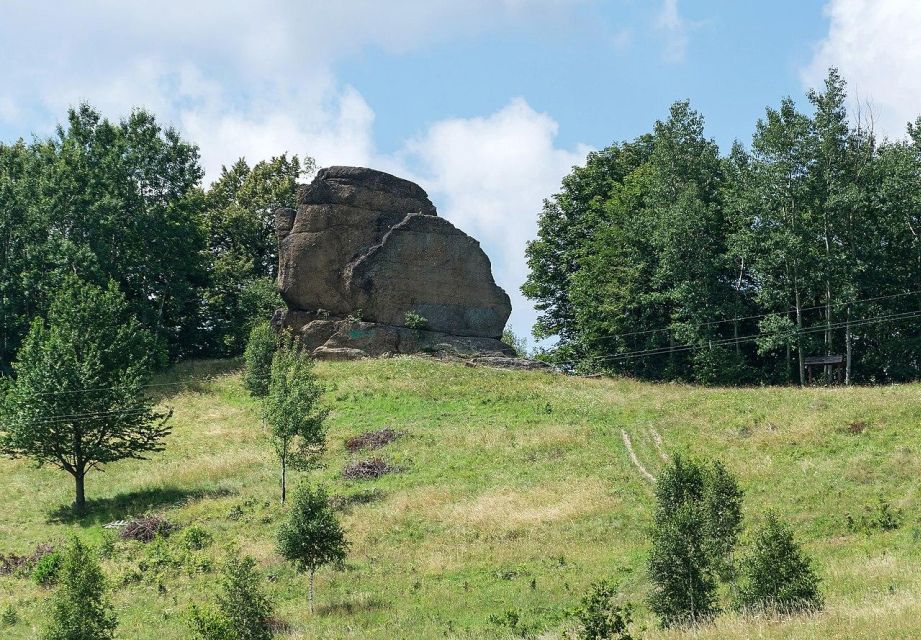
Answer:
[0, 1, 592, 340]
[399, 99, 591, 342]
[656, 0, 690, 63]
[805, 0, 921, 139]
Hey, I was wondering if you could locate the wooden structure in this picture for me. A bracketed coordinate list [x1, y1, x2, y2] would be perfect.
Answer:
[804, 354, 844, 384]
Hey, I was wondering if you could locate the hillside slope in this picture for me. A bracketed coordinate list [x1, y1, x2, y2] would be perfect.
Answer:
[1, 357, 920, 639]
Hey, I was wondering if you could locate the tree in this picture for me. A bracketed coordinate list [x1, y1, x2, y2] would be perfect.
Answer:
[576, 579, 633, 640]
[42, 537, 117, 640]
[0, 104, 207, 364]
[735, 513, 822, 615]
[190, 554, 274, 640]
[703, 460, 744, 580]
[263, 342, 328, 503]
[277, 482, 348, 613]
[647, 455, 718, 627]
[0, 277, 171, 512]
[201, 154, 312, 355]
[243, 322, 277, 398]
[647, 456, 743, 627]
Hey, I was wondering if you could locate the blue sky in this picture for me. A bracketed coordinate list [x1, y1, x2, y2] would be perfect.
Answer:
[2, 1, 919, 342]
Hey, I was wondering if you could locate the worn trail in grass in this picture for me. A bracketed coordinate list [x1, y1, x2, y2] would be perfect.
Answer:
[1, 357, 920, 638]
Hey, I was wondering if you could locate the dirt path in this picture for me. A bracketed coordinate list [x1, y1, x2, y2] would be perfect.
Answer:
[649, 428, 669, 462]
[621, 429, 656, 484]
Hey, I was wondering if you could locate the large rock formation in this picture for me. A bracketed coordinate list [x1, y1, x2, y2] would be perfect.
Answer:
[274, 166, 514, 359]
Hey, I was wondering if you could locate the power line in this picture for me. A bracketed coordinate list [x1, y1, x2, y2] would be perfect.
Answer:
[581, 289, 921, 346]
[557, 308, 921, 370]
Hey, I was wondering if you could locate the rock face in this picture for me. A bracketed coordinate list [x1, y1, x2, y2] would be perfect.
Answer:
[275, 166, 514, 359]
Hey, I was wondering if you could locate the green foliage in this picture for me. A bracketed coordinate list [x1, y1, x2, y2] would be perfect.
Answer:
[575, 579, 633, 640]
[648, 455, 743, 627]
[31, 550, 63, 586]
[0, 276, 171, 511]
[502, 328, 530, 358]
[42, 537, 117, 640]
[0, 105, 207, 364]
[846, 497, 903, 534]
[1, 604, 18, 626]
[523, 68, 921, 383]
[179, 525, 214, 551]
[735, 513, 823, 615]
[200, 154, 311, 356]
[189, 554, 274, 640]
[277, 482, 347, 611]
[243, 322, 278, 398]
[403, 311, 428, 330]
[265, 343, 328, 502]
[703, 460, 745, 580]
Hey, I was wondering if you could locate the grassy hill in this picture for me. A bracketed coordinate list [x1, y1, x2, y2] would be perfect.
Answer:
[2, 357, 920, 639]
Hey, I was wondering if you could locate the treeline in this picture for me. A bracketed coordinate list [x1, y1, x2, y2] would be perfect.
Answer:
[0, 104, 313, 371]
[524, 69, 921, 384]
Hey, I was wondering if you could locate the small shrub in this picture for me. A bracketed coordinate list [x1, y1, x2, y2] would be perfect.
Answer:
[120, 515, 174, 542]
[576, 579, 632, 640]
[486, 609, 540, 638]
[243, 321, 277, 398]
[501, 328, 529, 358]
[735, 512, 822, 615]
[180, 525, 214, 551]
[845, 498, 903, 534]
[1, 604, 18, 626]
[189, 554, 274, 640]
[31, 550, 63, 586]
[43, 537, 117, 640]
[403, 311, 428, 330]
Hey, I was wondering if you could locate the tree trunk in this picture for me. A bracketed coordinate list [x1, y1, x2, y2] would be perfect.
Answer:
[794, 288, 805, 387]
[845, 304, 852, 385]
[74, 471, 86, 513]
[281, 456, 287, 504]
[309, 569, 315, 614]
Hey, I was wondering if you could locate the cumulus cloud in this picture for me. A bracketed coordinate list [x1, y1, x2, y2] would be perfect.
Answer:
[804, 0, 921, 139]
[0, 1, 592, 339]
[399, 99, 591, 342]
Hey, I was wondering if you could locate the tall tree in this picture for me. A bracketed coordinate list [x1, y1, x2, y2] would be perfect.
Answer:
[0, 277, 171, 512]
[201, 154, 311, 355]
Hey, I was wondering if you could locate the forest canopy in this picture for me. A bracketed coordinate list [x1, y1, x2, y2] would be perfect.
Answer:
[0, 104, 313, 370]
[524, 69, 921, 384]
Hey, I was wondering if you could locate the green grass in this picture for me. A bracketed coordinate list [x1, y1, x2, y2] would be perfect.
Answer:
[2, 356, 920, 639]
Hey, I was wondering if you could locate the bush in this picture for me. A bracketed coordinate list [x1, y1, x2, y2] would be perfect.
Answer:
[42, 537, 117, 640]
[243, 322, 277, 398]
[189, 554, 274, 640]
[403, 311, 428, 330]
[735, 513, 822, 615]
[1, 604, 18, 626]
[576, 579, 632, 640]
[31, 550, 63, 586]
[180, 525, 214, 551]
[501, 328, 529, 358]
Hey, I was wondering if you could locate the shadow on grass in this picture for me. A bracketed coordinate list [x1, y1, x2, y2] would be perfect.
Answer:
[47, 485, 236, 526]
[316, 595, 388, 616]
